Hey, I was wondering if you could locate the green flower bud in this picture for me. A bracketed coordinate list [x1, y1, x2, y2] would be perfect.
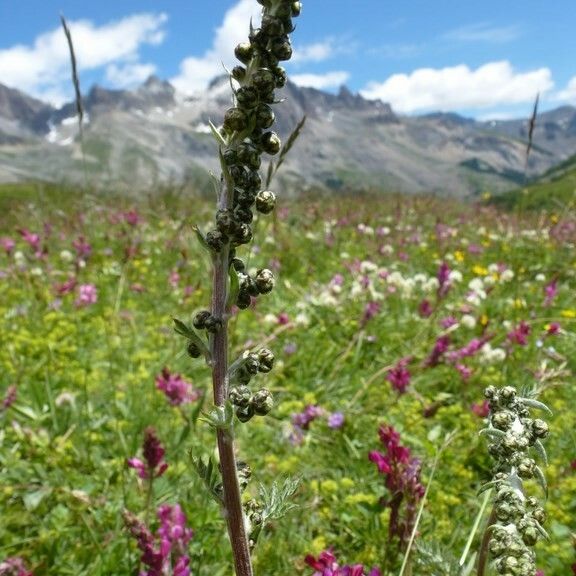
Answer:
[193, 310, 211, 329]
[484, 386, 498, 400]
[224, 107, 249, 133]
[252, 68, 276, 94]
[246, 170, 262, 192]
[255, 268, 275, 294]
[257, 348, 275, 372]
[521, 526, 539, 546]
[234, 42, 253, 65]
[230, 165, 249, 188]
[236, 86, 259, 109]
[500, 386, 517, 402]
[234, 207, 254, 224]
[232, 223, 253, 246]
[492, 410, 514, 430]
[273, 66, 288, 88]
[261, 15, 285, 37]
[236, 404, 255, 423]
[252, 388, 274, 415]
[236, 142, 261, 170]
[271, 36, 292, 61]
[204, 316, 222, 334]
[261, 131, 281, 155]
[186, 341, 202, 358]
[245, 353, 260, 375]
[532, 506, 546, 524]
[231, 257, 245, 272]
[231, 65, 247, 82]
[229, 385, 252, 408]
[206, 229, 228, 252]
[255, 104, 275, 129]
[223, 148, 238, 166]
[216, 209, 236, 235]
[255, 190, 276, 214]
[532, 418, 549, 438]
[517, 457, 535, 479]
[236, 290, 252, 309]
[236, 460, 252, 491]
[291, 1, 302, 16]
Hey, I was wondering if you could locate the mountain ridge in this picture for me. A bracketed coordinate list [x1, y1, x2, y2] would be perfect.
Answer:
[1, 76, 575, 196]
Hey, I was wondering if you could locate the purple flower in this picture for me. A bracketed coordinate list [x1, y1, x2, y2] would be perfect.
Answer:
[543, 279, 558, 307]
[18, 229, 41, 252]
[418, 299, 433, 318]
[361, 301, 381, 326]
[72, 236, 92, 259]
[127, 427, 168, 479]
[328, 412, 345, 429]
[437, 261, 451, 298]
[292, 405, 324, 430]
[471, 400, 490, 418]
[155, 368, 200, 406]
[0, 557, 33, 576]
[1, 385, 17, 412]
[507, 321, 531, 346]
[0, 237, 15, 255]
[424, 335, 450, 367]
[75, 284, 97, 307]
[386, 357, 412, 394]
[304, 549, 381, 576]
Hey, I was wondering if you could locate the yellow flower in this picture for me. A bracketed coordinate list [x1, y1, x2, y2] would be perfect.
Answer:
[454, 250, 465, 262]
[561, 309, 576, 318]
[472, 265, 488, 276]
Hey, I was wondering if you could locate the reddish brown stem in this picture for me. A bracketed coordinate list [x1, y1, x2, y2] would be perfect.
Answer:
[211, 229, 253, 575]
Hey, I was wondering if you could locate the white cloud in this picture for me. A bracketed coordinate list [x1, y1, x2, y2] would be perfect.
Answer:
[0, 13, 167, 105]
[554, 77, 576, 103]
[105, 63, 158, 89]
[291, 40, 335, 64]
[171, 0, 262, 94]
[361, 61, 553, 113]
[291, 71, 350, 90]
[443, 23, 522, 44]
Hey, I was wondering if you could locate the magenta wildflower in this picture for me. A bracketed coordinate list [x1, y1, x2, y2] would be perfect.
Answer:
[546, 322, 560, 336]
[446, 336, 490, 362]
[471, 399, 490, 418]
[1, 385, 17, 412]
[543, 279, 557, 307]
[304, 549, 381, 576]
[75, 284, 97, 307]
[418, 298, 433, 318]
[169, 270, 180, 289]
[455, 363, 473, 380]
[507, 321, 531, 346]
[277, 312, 290, 325]
[369, 425, 425, 549]
[155, 368, 200, 406]
[437, 261, 451, 298]
[123, 209, 142, 227]
[72, 236, 92, 259]
[0, 237, 15, 255]
[424, 335, 450, 367]
[124, 505, 192, 576]
[292, 405, 324, 430]
[440, 315, 458, 329]
[386, 357, 412, 394]
[0, 557, 34, 576]
[55, 277, 77, 296]
[18, 229, 41, 252]
[361, 301, 381, 326]
[127, 427, 168, 479]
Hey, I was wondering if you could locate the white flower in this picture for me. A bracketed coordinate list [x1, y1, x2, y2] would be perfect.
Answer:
[295, 312, 310, 327]
[535, 273, 546, 282]
[448, 270, 463, 283]
[500, 269, 515, 282]
[60, 250, 74, 262]
[461, 314, 477, 329]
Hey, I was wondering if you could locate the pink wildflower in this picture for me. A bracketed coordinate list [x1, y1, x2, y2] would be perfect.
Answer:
[72, 236, 92, 259]
[424, 335, 450, 367]
[507, 321, 531, 346]
[418, 298, 433, 318]
[1, 385, 17, 412]
[546, 322, 560, 336]
[0, 237, 15, 255]
[18, 229, 41, 252]
[155, 368, 200, 406]
[55, 277, 77, 296]
[127, 427, 168, 480]
[0, 557, 34, 576]
[471, 400, 490, 418]
[75, 284, 97, 307]
[361, 301, 381, 326]
[543, 279, 557, 307]
[386, 357, 412, 394]
[437, 261, 451, 298]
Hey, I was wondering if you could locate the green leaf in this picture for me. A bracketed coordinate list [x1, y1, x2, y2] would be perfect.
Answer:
[191, 455, 223, 504]
[193, 226, 209, 252]
[200, 401, 235, 430]
[520, 398, 553, 415]
[534, 465, 548, 499]
[208, 119, 226, 147]
[479, 428, 505, 438]
[533, 439, 548, 466]
[172, 318, 211, 362]
[23, 487, 53, 511]
[259, 476, 301, 524]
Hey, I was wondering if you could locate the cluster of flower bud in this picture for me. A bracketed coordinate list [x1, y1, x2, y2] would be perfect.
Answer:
[205, 0, 299, 254]
[481, 386, 550, 575]
[244, 498, 264, 549]
[232, 257, 276, 308]
[228, 348, 275, 422]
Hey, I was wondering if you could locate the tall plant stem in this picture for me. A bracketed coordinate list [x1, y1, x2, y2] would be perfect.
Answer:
[476, 505, 497, 576]
[211, 208, 253, 575]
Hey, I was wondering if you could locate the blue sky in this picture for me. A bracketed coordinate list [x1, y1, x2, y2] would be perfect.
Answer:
[1, 0, 575, 119]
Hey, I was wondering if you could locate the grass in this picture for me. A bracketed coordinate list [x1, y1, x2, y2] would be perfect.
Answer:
[0, 188, 574, 575]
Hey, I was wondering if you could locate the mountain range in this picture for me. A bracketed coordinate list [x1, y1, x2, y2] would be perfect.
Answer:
[1, 75, 576, 196]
